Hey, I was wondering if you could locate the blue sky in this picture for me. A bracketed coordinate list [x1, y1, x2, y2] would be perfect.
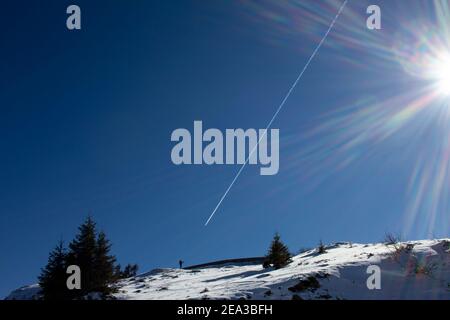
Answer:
[1, 0, 449, 297]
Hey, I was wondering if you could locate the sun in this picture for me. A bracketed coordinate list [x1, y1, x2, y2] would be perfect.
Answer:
[428, 52, 450, 96]
[435, 66, 450, 96]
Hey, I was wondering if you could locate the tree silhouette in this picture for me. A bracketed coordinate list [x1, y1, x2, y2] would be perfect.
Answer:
[119, 264, 139, 279]
[264, 233, 292, 269]
[38, 240, 70, 300]
[66, 216, 98, 297]
[39, 216, 137, 299]
[66, 217, 119, 297]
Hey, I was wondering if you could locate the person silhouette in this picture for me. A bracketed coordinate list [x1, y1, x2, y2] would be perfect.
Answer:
[179, 259, 184, 269]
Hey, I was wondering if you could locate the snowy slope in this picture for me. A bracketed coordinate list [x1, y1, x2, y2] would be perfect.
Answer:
[6, 239, 450, 300]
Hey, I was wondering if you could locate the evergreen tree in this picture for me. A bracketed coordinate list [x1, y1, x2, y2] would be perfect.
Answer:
[38, 240, 69, 300]
[114, 263, 139, 279]
[263, 233, 292, 269]
[93, 231, 117, 294]
[317, 240, 326, 254]
[38, 216, 138, 300]
[120, 264, 139, 278]
[114, 264, 122, 280]
[66, 217, 120, 298]
[67, 216, 98, 297]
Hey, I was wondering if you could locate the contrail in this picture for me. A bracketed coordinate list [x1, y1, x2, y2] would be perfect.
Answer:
[205, 0, 349, 226]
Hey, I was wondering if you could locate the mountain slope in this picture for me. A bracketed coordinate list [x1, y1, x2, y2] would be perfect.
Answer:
[6, 239, 450, 300]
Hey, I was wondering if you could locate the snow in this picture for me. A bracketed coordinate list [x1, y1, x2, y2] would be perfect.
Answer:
[6, 284, 42, 300]
[5, 239, 450, 300]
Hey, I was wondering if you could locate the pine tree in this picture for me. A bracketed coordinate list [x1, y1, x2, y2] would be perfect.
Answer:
[66, 217, 119, 298]
[93, 231, 118, 295]
[264, 233, 292, 269]
[120, 264, 139, 278]
[114, 263, 139, 279]
[317, 240, 326, 254]
[66, 216, 99, 297]
[38, 240, 69, 300]
[38, 216, 137, 299]
[114, 264, 122, 280]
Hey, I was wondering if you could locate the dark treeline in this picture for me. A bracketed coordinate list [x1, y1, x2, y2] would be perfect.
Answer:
[38, 217, 138, 300]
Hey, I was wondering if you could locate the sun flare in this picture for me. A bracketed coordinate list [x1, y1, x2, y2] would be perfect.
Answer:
[429, 52, 450, 96]
[435, 68, 450, 96]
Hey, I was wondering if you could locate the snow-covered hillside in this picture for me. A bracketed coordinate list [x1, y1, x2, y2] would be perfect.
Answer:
[6, 239, 450, 300]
